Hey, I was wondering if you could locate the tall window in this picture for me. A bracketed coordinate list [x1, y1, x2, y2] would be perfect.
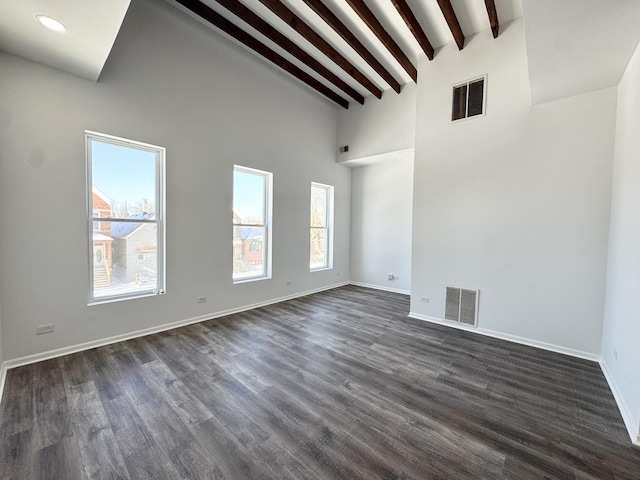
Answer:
[233, 166, 272, 282]
[86, 131, 165, 304]
[310, 182, 333, 270]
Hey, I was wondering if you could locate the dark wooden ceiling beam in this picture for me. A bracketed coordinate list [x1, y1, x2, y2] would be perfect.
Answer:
[436, 0, 464, 50]
[302, 0, 402, 93]
[257, 0, 381, 99]
[175, 0, 349, 108]
[209, 0, 363, 104]
[345, 0, 417, 82]
[484, 0, 499, 38]
[390, 0, 434, 60]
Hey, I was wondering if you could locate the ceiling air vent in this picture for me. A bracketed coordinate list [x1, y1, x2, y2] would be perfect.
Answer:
[338, 145, 349, 154]
[444, 286, 479, 326]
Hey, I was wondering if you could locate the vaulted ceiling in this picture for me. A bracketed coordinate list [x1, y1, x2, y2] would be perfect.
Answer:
[168, 0, 522, 108]
[0, 0, 130, 81]
[1, 0, 640, 108]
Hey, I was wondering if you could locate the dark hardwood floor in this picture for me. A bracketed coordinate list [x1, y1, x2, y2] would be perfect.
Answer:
[1, 285, 639, 479]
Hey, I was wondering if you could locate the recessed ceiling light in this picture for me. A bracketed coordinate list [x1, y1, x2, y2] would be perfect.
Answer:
[36, 15, 66, 33]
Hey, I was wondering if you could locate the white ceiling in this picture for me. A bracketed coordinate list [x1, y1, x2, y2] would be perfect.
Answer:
[180, 0, 522, 94]
[1, 0, 639, 107]
[0, 0, 130, 81]
[523, 0, 640, 105]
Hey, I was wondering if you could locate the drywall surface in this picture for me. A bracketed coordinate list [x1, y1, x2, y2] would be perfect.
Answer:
[0, 0, 349, 361]
[601, 39, 640, 441]
[523, 0, 640, 105]
[351, 153, 413, 293]
[336, 82, 416, 163]
[0, 300, 3, 366]
[411, 19, 615, 357]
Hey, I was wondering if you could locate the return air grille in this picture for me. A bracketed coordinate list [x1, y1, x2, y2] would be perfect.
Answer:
[444, 286, 479, 326]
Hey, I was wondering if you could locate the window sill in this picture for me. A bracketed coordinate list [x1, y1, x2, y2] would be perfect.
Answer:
[88, 289, 165, 306]
[310, 266, 332, 273]
[233, 275, 271, 285]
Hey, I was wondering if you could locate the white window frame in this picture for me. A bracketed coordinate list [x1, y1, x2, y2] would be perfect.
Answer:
[86, 130, 166, 305]
[310, 182, 334, 271]
[233, 165, 273, 283]
[451, 74, 487, 123]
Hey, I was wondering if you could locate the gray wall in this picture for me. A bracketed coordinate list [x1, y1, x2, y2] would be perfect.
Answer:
[337, 83, 416, 163]
[601, 38, 640, 443]
[410, 19, 615, 358]
[350, 155, 413, 293]
[0, 0, 350, 361]
[0, 301, 3, 366]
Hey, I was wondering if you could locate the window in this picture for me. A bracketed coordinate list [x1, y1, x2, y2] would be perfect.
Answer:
[86, 131, 165, 304]
[310, 182, 333, 270]
[452, 75, 486, 121]
[233, 166, 272, 282]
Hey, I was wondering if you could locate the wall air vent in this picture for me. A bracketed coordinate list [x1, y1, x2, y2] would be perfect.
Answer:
[444, 286, 479, 326]
[452, 75, 486, 122]
[338, 145, 349, 154]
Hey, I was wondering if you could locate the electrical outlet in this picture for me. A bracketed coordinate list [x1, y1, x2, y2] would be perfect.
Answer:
[613, 349, 618, 360]
[286, 281, 292, 286]
[197, 296, 207, 303]
[388, 273, 394, 280]
[420, 297, 429, 303]
[36, 324, 55, 335]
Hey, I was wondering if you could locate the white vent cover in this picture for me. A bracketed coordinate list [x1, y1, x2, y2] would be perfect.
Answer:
[445, 286, 479, 326]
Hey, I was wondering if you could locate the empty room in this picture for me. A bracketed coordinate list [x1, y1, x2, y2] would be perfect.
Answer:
[1, 0, 640, 478]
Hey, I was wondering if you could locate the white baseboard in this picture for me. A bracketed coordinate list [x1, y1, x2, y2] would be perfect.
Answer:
[349, 281, 410, 295]
[4, 283, 638, 449]
[0, 362, 7, 406]
[408, 312, 600, 362]
[600, 359, 640, 446]
[0, 281, 349, 384]
[409, 312, 640, 447]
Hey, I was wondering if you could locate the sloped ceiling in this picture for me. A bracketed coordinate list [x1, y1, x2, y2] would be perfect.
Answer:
[1, 0, 640, 109]
[169, 0, 521, 107]
[523, 0, 640, 105]
[0, 0, 130, 81]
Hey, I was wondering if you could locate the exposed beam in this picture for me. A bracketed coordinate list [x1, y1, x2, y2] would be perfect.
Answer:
[436, 0, 464, 50]
[208, 0, 363, 104]
[390, 0, 434, 60]
[302, 0, 402, 93]
[257, 0, 381, 99]
[175, 0, 349, 108]
[345, 0, 417, 82]
[484, 0, 499, 38]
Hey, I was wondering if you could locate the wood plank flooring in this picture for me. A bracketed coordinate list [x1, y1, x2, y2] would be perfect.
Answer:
[1, 285, 639, 479]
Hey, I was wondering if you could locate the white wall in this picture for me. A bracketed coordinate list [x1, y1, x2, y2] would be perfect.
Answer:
[601, 39, 640, 443]
[0, 0, 350, 361]
[337, 82, 416, 163]
[350, 154, 413, 293]
[410, 19, 616, 358]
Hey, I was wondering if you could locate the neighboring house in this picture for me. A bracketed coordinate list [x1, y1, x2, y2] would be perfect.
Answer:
[240, 227, 263, 264]
[92, 187, 113, 288]
[232, 209, 243, 262]
[232, 209, 263, 266]
[111, 213, 157, 284]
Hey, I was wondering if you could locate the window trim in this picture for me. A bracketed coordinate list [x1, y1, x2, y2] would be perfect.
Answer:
[86, 130, 166, 305]
[232, 165, 273, 284]
[451, 74, 487, 123]
[310, 182, 334, 272]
